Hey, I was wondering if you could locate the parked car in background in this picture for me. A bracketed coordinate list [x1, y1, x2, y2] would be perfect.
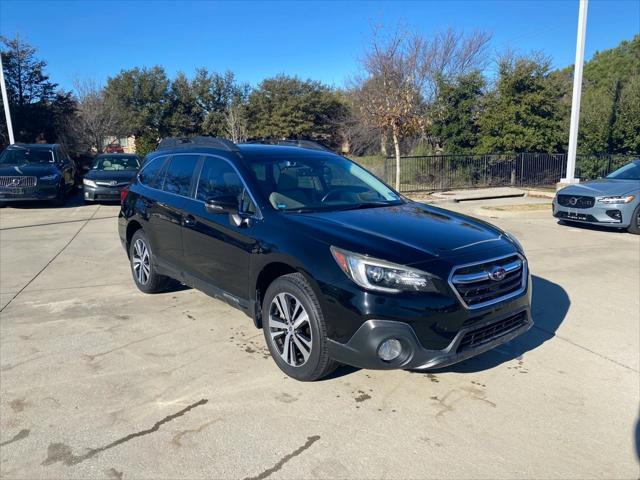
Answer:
[0, 143, 77, 206]
[119, 137, 532, 381]
[553, 159, 640, 234]
[83, 153, 141, 203]
[105, 143, 125, 154]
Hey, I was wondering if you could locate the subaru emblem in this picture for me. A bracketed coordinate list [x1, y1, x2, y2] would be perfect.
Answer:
[488, 266, 506, 282]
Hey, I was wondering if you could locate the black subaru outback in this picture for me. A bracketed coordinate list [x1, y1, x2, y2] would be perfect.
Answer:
[119, 137, 532, 381]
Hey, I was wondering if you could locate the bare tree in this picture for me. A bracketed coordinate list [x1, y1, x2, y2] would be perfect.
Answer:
[355, 26, 491, 190]
[224, 100, 248, 143]
[71, 78, 124, 153]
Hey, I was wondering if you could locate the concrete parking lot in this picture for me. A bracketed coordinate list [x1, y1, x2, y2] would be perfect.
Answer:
[1, 193, 638, 479]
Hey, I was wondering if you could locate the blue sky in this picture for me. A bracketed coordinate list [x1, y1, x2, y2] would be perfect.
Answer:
[0, 0, 638, 92]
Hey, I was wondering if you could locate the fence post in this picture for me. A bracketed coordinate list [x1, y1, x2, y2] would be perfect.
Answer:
[519, 153, 525, 187]
[383, 157, 388, 183]
[510, 154, 516, 186]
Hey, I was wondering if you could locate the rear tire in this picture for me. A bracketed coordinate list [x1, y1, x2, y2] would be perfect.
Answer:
[262, 273, 338, 381]
[129, 230, 173, 293]
[627, 204, 640, 235]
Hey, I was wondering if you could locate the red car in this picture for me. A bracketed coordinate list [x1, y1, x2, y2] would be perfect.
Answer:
[105, 143, 124, 154]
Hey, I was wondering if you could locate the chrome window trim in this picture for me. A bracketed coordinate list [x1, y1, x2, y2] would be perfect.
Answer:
[137, 152, 263, 221]
[448, 253, 528, 310]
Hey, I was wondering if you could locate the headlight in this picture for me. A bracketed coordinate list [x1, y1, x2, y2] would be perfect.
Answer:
[597, 195, 635, 204]
[504, 231, 525, 253]
[330, 246, 438, 293]
[83, 179, 97, 188]
[40, 174, 59, 181]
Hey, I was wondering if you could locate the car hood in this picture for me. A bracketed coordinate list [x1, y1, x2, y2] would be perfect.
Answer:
[0, 164, 58, 177]
[283, 202, 518, 265]
[84, 170, 137, 183]
[558, 178, 639, 197]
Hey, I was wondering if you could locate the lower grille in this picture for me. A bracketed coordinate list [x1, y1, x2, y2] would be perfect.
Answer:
[457, 312, 527, 352]
[555, 211, 598, 222]
[557, 194, 594, 209]
[0, 176, 37, 187]
[450, 254, 526, 308]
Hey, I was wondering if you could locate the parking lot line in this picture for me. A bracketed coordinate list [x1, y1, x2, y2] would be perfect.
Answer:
[0, 205, 102, 313]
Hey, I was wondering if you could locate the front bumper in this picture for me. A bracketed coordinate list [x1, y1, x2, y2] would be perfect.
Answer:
[552, 199, 636, 227]
[83, 185, 124, 202]
[0, 185, 58, 202]
[328, 307, 532, 370]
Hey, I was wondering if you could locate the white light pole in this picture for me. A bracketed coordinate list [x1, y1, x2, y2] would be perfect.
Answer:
[0, 52, 15, 145]
[561, 0, 588, 186]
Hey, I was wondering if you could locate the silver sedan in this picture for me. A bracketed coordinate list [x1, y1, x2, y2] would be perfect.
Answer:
[553, 159, 640, 234]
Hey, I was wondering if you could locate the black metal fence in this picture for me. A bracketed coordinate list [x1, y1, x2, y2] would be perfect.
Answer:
[382, 153, 638, 192]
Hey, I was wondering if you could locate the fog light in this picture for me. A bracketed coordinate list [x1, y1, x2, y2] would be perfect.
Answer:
[605, 209, 622, 222]
[378, 338, 402, 361]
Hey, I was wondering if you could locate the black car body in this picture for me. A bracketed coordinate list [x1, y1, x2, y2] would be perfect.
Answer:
[0, 144, 77, 204]
[118, 137, 532, 381]
[83, 153, 141, 202]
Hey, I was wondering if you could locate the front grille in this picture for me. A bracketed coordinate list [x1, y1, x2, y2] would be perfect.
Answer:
[95, 181, 129, 188]
[0, 176, 37, 187]
[457, 311, 527, 352]
[557, 194, 594, 209]
[450, 254, 526, 308]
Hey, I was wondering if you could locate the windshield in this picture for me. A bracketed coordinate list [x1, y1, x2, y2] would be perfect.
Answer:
[0, 147, 54, 165]
[92, 156, 140, 171]
[606, 161, 640, 180]
[246, 155, 403, 212]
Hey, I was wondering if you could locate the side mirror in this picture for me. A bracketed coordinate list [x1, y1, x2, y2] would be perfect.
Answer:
[205, 195, 238, 214]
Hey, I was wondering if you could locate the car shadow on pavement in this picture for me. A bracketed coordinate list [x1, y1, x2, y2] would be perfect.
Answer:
[430, 275, 570, 374]
[557, 220, 627, 235]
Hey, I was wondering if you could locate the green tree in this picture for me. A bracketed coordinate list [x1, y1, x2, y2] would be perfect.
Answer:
[103, 66, 171, 154]
[574, 35, 640, 153]
[246, 75, 347, 148]
[166, 72, 202, 136]
[431, 71, 485, 153]
[0, 35, 75, 145]
[478, 53, 566, 153]
[192, 69, 248, 137]
[612, 75, 640, 153]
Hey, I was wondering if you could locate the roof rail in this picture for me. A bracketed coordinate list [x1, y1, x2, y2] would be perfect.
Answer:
[276, 139, 331, 151]
[246, 138, 332, 152]
[156, 136, 239, 152]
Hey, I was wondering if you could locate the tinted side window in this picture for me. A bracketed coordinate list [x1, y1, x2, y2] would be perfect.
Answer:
[139, 156, 166, 187]
[196, 157, 244, 201]
[163, 154, 199, 196]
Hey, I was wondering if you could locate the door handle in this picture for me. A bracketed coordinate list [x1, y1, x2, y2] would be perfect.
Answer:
[183, 215, 196, 227]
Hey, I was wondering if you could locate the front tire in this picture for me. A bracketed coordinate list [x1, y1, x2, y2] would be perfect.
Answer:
[129, 230, 173, 293]
[262, 273, 337, 381]
[628, 204, 640, 235]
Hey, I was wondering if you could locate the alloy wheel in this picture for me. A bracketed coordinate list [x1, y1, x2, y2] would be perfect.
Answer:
[132, 238, 151, 285]
[268, 293, 313, 367]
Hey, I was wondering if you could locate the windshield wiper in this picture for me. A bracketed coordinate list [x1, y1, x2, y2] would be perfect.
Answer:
[340, 201, 400, 211]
